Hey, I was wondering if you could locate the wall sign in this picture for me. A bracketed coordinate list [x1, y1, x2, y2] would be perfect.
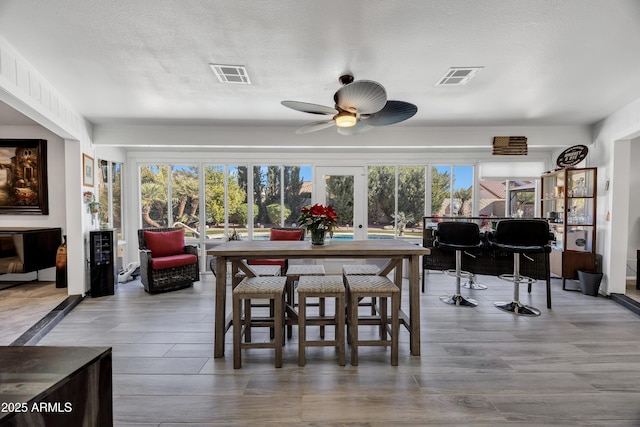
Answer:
[556, 145, 588, 168]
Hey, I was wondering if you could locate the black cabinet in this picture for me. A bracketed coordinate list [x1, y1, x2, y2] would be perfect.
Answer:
[88, 229, 116, 297]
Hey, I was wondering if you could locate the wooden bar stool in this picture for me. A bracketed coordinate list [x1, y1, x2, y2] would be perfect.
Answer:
[233, 265, 281, 287]
[297, 275, 345, 366]
[232, 276, 286, 369]
[343, 264, 380, 315]
[286, 264, 326, 338]
[344, 275, 400, 366]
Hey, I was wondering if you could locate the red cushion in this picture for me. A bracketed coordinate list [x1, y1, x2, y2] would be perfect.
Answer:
[151, 254, 197, 270]
[144, 229, 185, 257]
[270, 228, 303, 241]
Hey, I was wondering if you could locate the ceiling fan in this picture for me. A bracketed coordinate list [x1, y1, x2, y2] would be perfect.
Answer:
[281, 75, 418, 135]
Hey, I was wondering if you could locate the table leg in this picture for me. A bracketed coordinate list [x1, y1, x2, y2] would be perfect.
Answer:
[214, 256, 228, 358]
[409, 254, 421, 356]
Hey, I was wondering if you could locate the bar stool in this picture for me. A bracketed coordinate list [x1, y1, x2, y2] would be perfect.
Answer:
[233, 265, 281, 287]
[297, 275, 345, 366]
[344, 275, 400, 366]
[211, 258, 281, 288]
[232, 276, 286, 369]
[343, 264, 380, 315]
[463, 273, 488, 290]
[285, 264, 326, 338]
[434, 221, 484, 307]
[488, 219, 552, 317]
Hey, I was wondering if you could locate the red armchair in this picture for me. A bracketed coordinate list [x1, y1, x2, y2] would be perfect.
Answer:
[138, 227, 199, 293]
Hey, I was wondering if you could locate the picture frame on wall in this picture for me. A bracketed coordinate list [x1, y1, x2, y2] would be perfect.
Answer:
[83, 153, 94, 187]
[0, 139, 49, 215]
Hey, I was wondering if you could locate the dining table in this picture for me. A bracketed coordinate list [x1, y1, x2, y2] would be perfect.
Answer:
[209, 239, 430, 358]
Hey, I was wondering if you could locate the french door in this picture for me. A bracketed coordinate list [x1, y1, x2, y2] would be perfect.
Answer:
[314, 166, 367, 240]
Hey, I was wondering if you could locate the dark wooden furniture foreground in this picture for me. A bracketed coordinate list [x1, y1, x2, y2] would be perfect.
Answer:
[209, 239, 430, 358]
[0, 346, 112, 427]
[0, 227, 61, 275]
[422, 217, 552, 309]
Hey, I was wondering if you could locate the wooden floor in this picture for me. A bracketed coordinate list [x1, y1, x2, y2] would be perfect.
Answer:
[26, 272, 640, 426]
[0, 281, 68, 345]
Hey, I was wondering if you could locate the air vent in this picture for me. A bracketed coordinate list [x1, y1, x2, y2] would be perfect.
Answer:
[436, 67, 483, 86]
[209, 64, 251, 84]
[492, 136, 528, 156]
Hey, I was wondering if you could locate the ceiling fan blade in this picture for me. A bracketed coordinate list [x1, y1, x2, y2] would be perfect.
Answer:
[362, 100, 418, 126]
[336, 122, 373, 136]
[334, 80, 387, 115]
[281, 100, 337, 115]
[295, 120, 336, 134]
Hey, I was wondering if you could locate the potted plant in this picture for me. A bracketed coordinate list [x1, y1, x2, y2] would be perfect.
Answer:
[298, 204, 338, 245]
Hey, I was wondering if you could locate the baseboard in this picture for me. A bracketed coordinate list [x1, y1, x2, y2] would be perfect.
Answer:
[610, 293, 640, 317]
[10, 295, 84, 346]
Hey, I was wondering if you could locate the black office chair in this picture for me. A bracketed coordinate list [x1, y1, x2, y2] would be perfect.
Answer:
[434, 222, 484, 307]
[488, 219, 552, 316]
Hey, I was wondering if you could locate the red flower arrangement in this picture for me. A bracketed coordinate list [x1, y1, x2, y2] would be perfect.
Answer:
[298, 203, 338, 237]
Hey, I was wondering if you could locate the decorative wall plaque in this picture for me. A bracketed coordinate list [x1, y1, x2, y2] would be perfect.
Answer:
[556, 145, 588, 168]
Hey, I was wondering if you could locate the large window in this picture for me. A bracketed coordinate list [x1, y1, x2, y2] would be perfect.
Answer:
[432, 165, 474, 217]
[252, 165, 311, 239]
[98, 159, 123, 240]
[478, 179, 535, 217]
[139, 163, 310, 241]
[140, 165, 200, 240]
[170, 165, 200, 241]
[367, 165, 425, 240]
[204, 165, 248, 241]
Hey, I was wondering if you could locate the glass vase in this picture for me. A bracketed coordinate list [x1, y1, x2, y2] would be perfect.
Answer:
[310, 228, 326, 245]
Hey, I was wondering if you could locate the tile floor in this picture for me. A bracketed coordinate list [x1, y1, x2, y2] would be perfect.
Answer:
[0, 280, 68, 345]
[26, 271, 640, 426]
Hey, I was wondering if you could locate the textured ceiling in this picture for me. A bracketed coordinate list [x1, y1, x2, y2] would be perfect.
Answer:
[1, 0, 640, 129]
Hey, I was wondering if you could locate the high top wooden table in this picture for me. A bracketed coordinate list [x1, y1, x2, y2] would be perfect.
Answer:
[210, 239, 430, 358]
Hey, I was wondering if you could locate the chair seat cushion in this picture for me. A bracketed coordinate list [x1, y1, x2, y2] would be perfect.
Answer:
[144, 229, 185, 257]
[151, 254, 197, 270]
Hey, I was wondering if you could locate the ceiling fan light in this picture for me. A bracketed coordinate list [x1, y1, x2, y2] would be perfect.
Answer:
[335, 111, 357, 128]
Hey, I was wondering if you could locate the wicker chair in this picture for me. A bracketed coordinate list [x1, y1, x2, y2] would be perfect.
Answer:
[138, 227, 200, 293]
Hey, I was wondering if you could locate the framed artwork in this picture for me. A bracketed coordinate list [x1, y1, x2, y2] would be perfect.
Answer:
[83, 153, 94, 187]
[0, 139, 49, 215]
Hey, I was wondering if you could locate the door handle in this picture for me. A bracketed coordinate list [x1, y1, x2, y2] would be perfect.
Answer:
[358, 224, 363, 229]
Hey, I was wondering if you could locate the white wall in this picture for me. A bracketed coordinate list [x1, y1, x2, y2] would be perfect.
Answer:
[0, 125, 66, 281]
[0, 36, 95, 296]
[592, 97, 640, 294]
[627, 138, 640, 279]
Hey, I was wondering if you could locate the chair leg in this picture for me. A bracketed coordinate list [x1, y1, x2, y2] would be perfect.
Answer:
[298, 293, 307, 367]
[319, 297, 325, 338]
[336, 292, 346, 366]
[274, 294, 283, 368]
[391, 293, 400, 366]
[349, 292, 359, 366]
[380, 297, 388, 340]
[233, 295, 242, 369]
[495, 253, 541, 316]
[243, 299, 252, 343]
[440, 250, 478, 307]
